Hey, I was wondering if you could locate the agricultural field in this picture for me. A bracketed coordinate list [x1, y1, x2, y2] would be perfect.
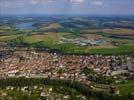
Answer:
[0, 16, 134, 54]
[83, 28, 134, 35]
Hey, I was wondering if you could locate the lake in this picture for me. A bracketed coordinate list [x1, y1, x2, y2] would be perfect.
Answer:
[15, 22, 36, 30]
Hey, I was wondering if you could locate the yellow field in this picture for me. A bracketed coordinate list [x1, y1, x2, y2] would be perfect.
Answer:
[83, 28, 134, 35]
[0, 26, 11, 32]
[82, 34, 103, 40]
[0, 35, 19, 42]
[40, 23, 62, 30]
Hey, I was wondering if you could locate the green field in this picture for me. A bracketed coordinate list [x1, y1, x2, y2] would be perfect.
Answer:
[2, 34, 133, 55]
[89, 45, 134, 55]
[118, 80, 134, 95]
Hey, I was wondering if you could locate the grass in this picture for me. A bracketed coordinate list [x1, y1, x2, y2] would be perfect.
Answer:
[118, 80, 134, 95]
[89, 45, 134, 55]
[8, 35, 134, 55]
[23, 32, 69, 44]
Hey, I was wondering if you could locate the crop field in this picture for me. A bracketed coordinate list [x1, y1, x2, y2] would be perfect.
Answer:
[0, 35, 20, 42]
[0, 16, 134, 54]
[39, 23, 62, 30]
[83, 28, 134, 35]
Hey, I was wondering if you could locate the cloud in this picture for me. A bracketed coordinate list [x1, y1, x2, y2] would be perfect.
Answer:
[31, 0, 55, 4]
[0, 0, 25, 8]
[28, 0, 85, 5]
[69, 0, 84, 4]
[91, 0, 103, 6]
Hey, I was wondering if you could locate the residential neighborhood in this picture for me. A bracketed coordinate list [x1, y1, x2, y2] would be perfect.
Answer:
[0, 48, 133, 82]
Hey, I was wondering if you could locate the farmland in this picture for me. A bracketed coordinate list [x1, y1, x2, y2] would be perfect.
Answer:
[0, 16, 134, 54]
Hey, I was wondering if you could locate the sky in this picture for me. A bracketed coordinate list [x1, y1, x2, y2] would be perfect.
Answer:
[0, 0, 134, 15]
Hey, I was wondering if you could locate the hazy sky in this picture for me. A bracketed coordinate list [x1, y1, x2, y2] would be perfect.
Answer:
[0, 0, 134, 15]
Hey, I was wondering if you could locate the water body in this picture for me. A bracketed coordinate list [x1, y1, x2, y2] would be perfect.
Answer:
[15, 22, 36, 30]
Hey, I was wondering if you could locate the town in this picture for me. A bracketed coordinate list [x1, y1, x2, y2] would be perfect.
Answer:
[0, 47, 133, 81]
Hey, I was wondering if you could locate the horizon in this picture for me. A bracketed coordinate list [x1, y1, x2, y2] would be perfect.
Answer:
[1, 14, 134, 17]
